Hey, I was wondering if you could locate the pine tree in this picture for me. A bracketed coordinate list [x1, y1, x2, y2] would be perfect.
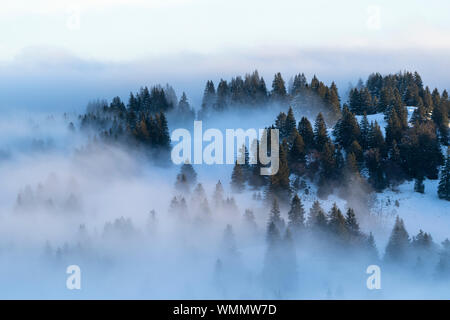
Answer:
[328, 203, 347, 239]
[268, 198, 285, 232]
[287, 194, 305, 233]
[368, 121, 386, 157]
[308, 200, 327, 231]
[438, 154, 450, 200]
[275, 112, 288, 140]
[180, 162, 197, 187]
[298, 117, 314, 151]
[345, 208, 360, 237]
[267, 141, 291, 203]
[200, 80, 216, 118]
[366, 232, 379, 261]
[314, 113, 329, 152]
[326, 81, 341, 118]
[231, 161, 245, 193]
[333, 106, 361, 150]
[366, 148, 387, 191]
[384, 216, 410, 263]
[271, 72, 287, 101]
[155, 112, 170, 148]
[318, 141, 336, 193]
[345, 152, 360, 178]
[215, 79, 229, 111]
[348, 140, 363, 165]
[432, 98, 449, 145]
[285, 107, 297, 141]
[248, 139, 267, 189]
[359, 112, 370, 150]
[213, 180, 225, 207]
[289, 130, 306, 175]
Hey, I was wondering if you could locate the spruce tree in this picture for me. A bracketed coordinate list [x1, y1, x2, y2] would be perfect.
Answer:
[231, 161, 245, 193]
[180, 162, 197, 187]
[366, 232, 379, 261]
[345, 208, 360, 237]
[298, 117, 315, 151]
[384, 216, 410, 263]
[271, 72, 287, 102]
[213, 180, 225, 207]
[269, 198, 285, 231]
[200, 80, 216, 118]
[328, 203, 347, 239]
[285, 107, 297, 141]
[314, 113, 329, 152]
[289, 131, 306, 175]
[308, 200, 327, 231]
[333, 106, 361, 150]
[287, 194, 305, 233]
[359, 112, 370, 150]
[267, 141, 291, 203]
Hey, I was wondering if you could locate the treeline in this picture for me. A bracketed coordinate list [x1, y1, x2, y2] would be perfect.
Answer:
[78, 84, 196, 152]
[349, 71, 446, 116]
[231, 104, 449, 200]
[199, 70, 342, 121]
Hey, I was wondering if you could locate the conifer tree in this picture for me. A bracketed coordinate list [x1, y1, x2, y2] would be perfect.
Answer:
[385, 216, 410, 263]
[314, 113, 329, 152]
[213, 180, 225, 207]
[200, 80, 216, 118]
[328, 203, 347, 239]
[215, 79, 229, 111]
[359, 112, 370, 150]
[326, 82, 341, 118]
[345, 208, 360, 237]
[333, 106, 360, 150]
[271, 72, 287, 102]
[285, 107, 297, 141]
[268, 198, 285, 232]
[308, 200, 327, 231]
[267, 142, 291, 203]
[287, 194, 305, 233]
[289, 131, 306, 175]
[366, 232, 379, 261]
[298, 117, 315, 151]
[180, 162, 197, 187]
[231, 161, 245, 193]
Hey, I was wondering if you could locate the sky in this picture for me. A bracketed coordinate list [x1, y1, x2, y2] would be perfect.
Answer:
[1, 0, 450, 111]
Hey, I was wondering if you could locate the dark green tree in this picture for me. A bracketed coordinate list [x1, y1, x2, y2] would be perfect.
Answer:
[298, 117, 314, 151]
[384, 216, 410, 263]
[314, 113, 329, 152]
[231, 161, 245, 193]
[287, 194, 305, 233]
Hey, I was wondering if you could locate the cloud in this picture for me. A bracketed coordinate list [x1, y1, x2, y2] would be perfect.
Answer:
[0, 45, 449, 112]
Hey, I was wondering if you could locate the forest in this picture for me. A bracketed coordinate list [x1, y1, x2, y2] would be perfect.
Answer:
[2, 70, 449, 299]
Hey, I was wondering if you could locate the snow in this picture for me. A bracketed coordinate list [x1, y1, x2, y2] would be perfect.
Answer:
[370, 179, 450, 250]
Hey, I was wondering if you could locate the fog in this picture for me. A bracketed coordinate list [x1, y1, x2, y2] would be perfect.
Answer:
[1, 46, 450, 112]
[0, 100, 449, 300]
